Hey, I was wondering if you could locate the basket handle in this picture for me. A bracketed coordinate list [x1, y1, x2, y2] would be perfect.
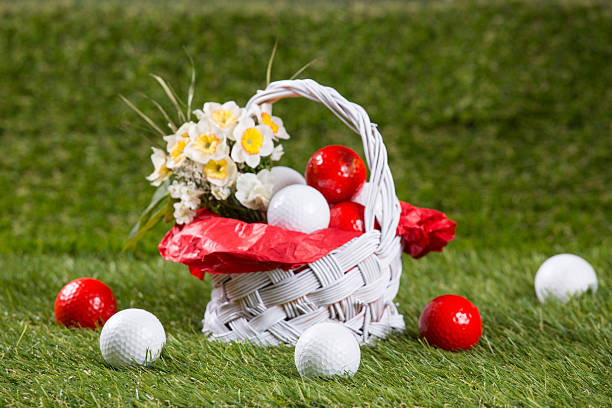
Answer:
[246, 79, 400, 252]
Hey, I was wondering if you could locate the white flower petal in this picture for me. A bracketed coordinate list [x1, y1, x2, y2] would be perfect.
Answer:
[193, 109, 205, 120]
[258, 137, 274, 157]
[146, 147, 171, 186]
[231, 143, 243, 163]
[270, 144, 284, 161]
[244, 153, 260, 168]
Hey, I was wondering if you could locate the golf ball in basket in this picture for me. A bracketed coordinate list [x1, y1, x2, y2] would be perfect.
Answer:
[267, 185, 330, 234]
[99, 308, 166, 368]
[294, 322, 360, 378]
[270, 166, 306, 195]
[534, 254, 598, 303]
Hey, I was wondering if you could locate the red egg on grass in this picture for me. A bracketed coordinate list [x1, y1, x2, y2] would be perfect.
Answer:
[55, 278, 118, 329]
[418, 294, 482, 351]
[305, 145, 367, 204]
[329, 201, 365, 233]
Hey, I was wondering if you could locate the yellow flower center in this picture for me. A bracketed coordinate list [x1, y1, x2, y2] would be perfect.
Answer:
[203, 159, 228, 181]
[160, 163, 170, 176]
[211, 109, 238, 129]
[193, 133, 220, 155]
[171, 139, 189, 160]
[241, 128, 264, 155]
[261, 112, 279, 134]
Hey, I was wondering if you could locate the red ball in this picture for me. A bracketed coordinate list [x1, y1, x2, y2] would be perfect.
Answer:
[305, 145, 367, 204]
[54, 278, 118, 329]
[418, 294, 482, 351]
[329, 201, 365, 233]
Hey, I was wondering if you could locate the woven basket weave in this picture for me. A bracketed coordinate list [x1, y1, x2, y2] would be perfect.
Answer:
[202, 79, 404, 346]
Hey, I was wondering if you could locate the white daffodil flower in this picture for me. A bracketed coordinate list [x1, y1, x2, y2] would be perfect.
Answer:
[184, 120, 228, 165]
[254, 103, 290, 141]
[164, 121, 195, 169]
[194, 101, 242, 137]
[231, 117, 274, 168]
[235, 169, 274, 211]
[173, 201, 195, 225]
[202, 157, 237, 188]
[145, 147, 172, 186]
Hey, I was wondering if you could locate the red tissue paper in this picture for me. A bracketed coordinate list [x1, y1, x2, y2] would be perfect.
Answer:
[159, 203, 456, 278]
[397, 201, 457, 259]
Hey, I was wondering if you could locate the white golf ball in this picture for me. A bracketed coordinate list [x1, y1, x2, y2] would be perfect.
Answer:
[270, 166, 306, 195]
[294, 322, 360, 378]
[534, 254, 598, 303]
[267, 185, 330, 234]
[99, 308, 166, 368]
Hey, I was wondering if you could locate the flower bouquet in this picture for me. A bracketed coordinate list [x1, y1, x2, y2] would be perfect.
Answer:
[126, 73, 456, 346]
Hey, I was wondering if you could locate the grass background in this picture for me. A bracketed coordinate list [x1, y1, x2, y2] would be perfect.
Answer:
[0, 0, 610, 406]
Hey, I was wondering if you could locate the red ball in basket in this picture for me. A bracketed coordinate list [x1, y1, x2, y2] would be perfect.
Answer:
[125, 77, 456, 346]
[329, 201, 365, 233]
[305, 145, 367, 204]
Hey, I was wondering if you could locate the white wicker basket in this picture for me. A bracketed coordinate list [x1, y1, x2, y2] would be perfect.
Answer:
[202, 79, 404, 346]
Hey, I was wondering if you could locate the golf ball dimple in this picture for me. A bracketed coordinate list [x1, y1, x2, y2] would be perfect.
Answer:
[534, 254, 598, 303]
[294, 322, 360, 378]
[99, 308, 166, 368]
[267, 185, 330, 234]
[270, 166, 306, 195]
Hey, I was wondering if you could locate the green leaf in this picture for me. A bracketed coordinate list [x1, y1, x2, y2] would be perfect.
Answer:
[163, 199, 175, 223]
[123, 179, 171, 251]
[123, 196, 171, 251]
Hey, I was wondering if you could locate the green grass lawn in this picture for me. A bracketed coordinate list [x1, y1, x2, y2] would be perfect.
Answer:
[1, 0, 611, 406]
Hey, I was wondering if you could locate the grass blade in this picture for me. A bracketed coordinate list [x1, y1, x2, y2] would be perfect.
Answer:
[140, 92, 178, 133]
[15, 323, 28, 348]
[119, 122, 164, 148]
[266, 38, 278, 87]
[123, 197, 171, 251]
[123, 179, 170, 251]
[185, 50, 196, 121]
[119, 94, 166, 136]
[289, 58, 318, 80]
[150, 74, 186, 124]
